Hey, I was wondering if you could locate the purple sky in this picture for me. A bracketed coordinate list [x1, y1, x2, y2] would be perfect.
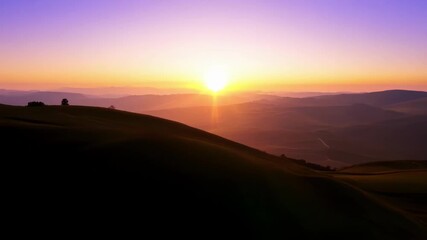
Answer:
[0, 0, 426, 91]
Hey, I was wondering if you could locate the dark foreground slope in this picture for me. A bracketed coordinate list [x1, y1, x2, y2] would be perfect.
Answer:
[1, 105, 425, 239]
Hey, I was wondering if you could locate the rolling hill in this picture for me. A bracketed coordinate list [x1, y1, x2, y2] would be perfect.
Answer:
[1, 105, 426, 238]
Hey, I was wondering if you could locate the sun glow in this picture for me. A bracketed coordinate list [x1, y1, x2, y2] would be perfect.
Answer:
[203, 67, 229, 92]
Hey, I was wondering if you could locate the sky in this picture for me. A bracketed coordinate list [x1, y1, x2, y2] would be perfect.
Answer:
[0, 0, 426, 92]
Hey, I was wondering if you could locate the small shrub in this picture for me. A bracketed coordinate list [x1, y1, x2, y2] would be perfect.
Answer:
[27, 101, 45, 107]
[61, 98, 69, 106]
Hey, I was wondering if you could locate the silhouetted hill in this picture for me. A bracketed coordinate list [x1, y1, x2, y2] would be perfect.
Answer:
[1, 105, 425, 239]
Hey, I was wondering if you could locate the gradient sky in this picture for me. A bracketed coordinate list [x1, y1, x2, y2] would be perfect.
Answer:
[0, 0, 426, 92]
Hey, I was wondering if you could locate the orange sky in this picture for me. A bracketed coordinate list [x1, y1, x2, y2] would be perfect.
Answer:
[1, 1, 426, 92]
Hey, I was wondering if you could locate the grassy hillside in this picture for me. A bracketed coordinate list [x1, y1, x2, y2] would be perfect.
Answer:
[1, 105, 426, 238]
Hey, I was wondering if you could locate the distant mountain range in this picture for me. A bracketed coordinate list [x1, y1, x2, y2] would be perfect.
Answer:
[147, 90, 427, 167]
[0, 90, 278, 111]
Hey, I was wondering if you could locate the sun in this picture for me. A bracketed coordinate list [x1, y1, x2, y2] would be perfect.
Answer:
[203, 67, 229, 92]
